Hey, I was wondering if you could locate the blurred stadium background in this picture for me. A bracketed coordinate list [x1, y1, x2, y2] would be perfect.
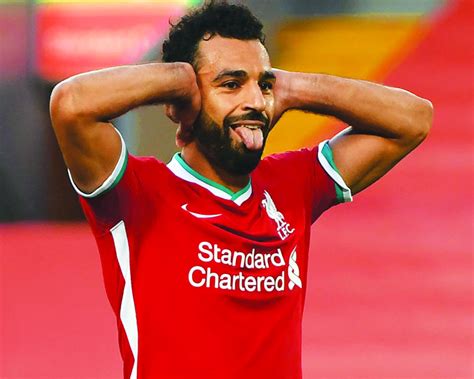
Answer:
[0, 0, 472, 377]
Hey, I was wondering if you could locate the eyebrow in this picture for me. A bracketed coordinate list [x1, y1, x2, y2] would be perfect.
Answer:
[212, 70, 247, 83]
[212, 69, 276, 83]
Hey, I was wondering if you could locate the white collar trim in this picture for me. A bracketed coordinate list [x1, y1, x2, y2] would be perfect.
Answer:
[167, 154, 252, 206]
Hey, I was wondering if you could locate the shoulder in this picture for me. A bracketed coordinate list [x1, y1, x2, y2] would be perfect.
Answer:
[72, 152, 171, 204]
[262, 146, 317, 165]
[119, 153, 183, 198]
[128, 153, 168, 177]
[254, 146, 318, 178]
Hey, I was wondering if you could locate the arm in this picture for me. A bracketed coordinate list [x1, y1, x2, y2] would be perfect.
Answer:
[273, 70, 433, 195]
[50, 62, 200, 194]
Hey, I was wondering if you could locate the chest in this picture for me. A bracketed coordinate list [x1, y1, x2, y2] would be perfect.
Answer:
[132, 182, 310, 300]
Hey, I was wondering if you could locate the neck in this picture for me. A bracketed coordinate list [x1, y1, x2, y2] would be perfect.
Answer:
[181, 143, 249, 193]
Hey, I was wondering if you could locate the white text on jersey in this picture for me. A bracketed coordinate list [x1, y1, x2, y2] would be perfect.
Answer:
[188, 241, 302, 293]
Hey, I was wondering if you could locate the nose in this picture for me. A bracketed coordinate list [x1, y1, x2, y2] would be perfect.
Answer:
[242, 82, 266, 112]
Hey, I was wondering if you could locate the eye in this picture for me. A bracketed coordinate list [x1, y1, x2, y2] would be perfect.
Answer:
[260, 81, 274, 91]
[222, 81, 240, 90]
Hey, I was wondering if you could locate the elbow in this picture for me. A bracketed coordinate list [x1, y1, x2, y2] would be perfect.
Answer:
[419, 98, 434, 139]
[407, 98, 434, 146]
[49, 79, 83, 127]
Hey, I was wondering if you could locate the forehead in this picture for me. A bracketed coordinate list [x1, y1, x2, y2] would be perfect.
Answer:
[196, 35, 271, 76]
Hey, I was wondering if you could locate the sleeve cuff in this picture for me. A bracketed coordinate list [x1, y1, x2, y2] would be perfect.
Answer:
[317, 139, 353, 203]
[68, 128, 128, 198]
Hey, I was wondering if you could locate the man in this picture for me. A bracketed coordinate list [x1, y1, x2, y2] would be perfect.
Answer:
[49, 2, 432, 378]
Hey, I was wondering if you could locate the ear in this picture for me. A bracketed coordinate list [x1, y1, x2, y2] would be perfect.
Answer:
[165, 104, 179, 124]
[175, 122, 196, 147]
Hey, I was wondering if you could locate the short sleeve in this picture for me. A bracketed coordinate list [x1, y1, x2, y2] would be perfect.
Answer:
[255, 144, 352, 225]
[66, 129, 144, 236]
[67, 127, 128, 198]
[317, 139, 353, 204]
[305, 141, 350, 223]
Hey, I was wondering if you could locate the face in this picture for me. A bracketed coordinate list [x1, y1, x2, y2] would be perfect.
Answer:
[193, 35, 275, 176]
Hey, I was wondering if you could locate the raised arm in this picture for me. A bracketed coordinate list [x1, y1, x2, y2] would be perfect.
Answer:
[273, 70, 433, 195]
[50, 62, 200, 194]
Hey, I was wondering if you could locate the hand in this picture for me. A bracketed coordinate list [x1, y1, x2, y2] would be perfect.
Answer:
[270, 68, 293, 128]
[165, 64, 202, 146]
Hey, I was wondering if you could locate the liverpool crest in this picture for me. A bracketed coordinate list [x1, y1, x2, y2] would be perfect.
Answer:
[262, 190, 295, 240]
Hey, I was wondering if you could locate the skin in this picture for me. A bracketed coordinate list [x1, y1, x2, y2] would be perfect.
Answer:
[273, 69, 433, 194]
[179, 36, 277, 190]
[50, 35, 433, 197]
[50, 62, 200, 193]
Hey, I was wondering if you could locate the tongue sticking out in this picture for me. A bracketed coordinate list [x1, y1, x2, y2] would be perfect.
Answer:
[233, 126, 264, 151]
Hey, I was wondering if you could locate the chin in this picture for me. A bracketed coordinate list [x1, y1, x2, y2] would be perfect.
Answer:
[194, 113, 267, 176]
[217, 145, 263, 176]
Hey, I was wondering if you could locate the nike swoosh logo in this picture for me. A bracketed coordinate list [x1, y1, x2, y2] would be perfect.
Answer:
[181, 204, 222, 219]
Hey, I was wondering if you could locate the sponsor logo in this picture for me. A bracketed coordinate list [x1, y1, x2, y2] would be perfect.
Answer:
[288, 247, 302, 290]
[188, 241, 302, 293]
[261, 191, 295, 240]
[181, 203, 222, 219]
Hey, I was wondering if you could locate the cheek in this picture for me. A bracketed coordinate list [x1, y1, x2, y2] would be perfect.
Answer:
[202, 93, 237, 125]
[265, 96, 275, 118]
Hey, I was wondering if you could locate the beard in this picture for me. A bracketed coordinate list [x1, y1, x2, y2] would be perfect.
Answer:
[193, 110, 270, 176]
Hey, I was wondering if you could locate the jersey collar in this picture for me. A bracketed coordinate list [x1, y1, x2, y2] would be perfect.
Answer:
[167, 153, 252, 206]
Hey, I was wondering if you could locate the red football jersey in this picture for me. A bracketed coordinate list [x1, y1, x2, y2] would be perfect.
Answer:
[71, 131, 352, 379]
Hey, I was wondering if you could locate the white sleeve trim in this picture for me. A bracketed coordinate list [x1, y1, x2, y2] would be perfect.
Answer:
[317, 139, 353, 203]
[68, 128, 127, 198]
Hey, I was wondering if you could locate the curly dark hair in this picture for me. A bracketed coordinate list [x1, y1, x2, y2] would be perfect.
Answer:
[162, 1, 265, 67]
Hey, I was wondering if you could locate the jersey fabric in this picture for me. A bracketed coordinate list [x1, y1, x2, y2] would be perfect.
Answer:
[71, 130, 352, 379]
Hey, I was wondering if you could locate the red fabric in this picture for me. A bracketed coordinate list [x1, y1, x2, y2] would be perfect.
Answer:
[2, 2, 471, 378]
[79, 148, 338, 379]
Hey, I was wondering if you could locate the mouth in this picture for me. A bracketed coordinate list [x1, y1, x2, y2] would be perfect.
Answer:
[230, 121, 265, 130]
[230, 121, 266, 151]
